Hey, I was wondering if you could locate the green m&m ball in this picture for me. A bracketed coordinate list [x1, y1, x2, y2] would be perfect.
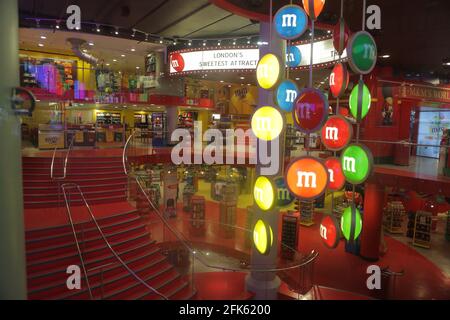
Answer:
[341, 144, 373, 185]
[347, 31, 377, 74]
[341, 206, 363, 241]
[349, 80, 371, 121]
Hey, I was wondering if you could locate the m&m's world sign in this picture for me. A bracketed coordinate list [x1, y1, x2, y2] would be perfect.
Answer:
[274, 5, 308, 40]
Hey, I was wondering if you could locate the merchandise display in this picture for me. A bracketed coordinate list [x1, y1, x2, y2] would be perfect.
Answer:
[383, 201, 405, 234]
[413, 211, 432, 249]
[281, 211, 300, 260]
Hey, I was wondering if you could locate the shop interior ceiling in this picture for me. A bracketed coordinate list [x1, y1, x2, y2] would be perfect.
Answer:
[19, 0, 450, 79]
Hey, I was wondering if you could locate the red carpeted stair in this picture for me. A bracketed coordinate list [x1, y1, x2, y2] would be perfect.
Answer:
[26, 209, 196, 300]
[22, 156, 128, 208]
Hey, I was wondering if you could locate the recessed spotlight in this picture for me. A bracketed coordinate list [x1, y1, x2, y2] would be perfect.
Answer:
[247, 83, 251, 86]
[40, 35, 46, 39]
[38, 43, 44, 47]
[380, 54, 390, 58]
[220, 80, 224, 83]
[295, 77, 300, 81]
[131, 48, 136, 52]
[55, 24, 60, 30]
[113, 59, 117, 62]
[96, 27, 100, 32]
[188, 41, 192, 46]
[88, 42, 94, 46]
[327, 30, 331, 34]
[203, 41, 206, 46]
[136, 66, 140, 69]
[239, 76, 245, 80]
[82, 49, 87, 53]
[106, 63, 110, 66]
[121, 54, 125, 57]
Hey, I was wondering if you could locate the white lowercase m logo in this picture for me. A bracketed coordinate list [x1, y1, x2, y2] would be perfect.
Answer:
[325, 127, 339, 141]
[343, 156, 356, 173]
[297, 171, 317, 188]
[320, 224, 327, 240]
[254, 187, 264, 202]
[255, 117, 272, 131]
[282, 14, 297, 27]
[287, 53, 295, 62]
[328, 169, 335, 183]
[285, 90, 297, 103]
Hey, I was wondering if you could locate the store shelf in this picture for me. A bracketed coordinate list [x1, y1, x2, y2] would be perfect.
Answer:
[412, 211, 432, 249]
[383, 201, 405, 234]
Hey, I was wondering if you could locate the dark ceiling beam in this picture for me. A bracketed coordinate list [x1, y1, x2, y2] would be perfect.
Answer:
[129, 0, 171, 29]
[155, 2, 212, 35]
[225, 22, 258, 36]
[182, 13, 233, 38]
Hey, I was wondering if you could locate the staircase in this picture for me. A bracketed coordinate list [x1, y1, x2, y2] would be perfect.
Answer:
[26, 209, 195, 300]
[22, 156, 128, 208]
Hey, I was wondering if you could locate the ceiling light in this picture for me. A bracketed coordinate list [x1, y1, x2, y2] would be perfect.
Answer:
[220, 80, 224, 83]
[247, 37, 251, 44]
[55, 20, 60, 29]
[131, 48, 136, 52]
[106, 63, 110, 66]
[136, 66, 140, 69]
[380, 54, 390, 58]
[121, 54, 125, 57]
[88, 42, 94, 46]
[203, 41, 206, 46]
[38, 43, 44, 47]
[96, 25, 100, 32]
[113, 59, 117, 62]
[132, 29, 136, 37]
[40, 35, 46, 39]
[82, 49, 87, 53]
[247, 83, 251, 86]
[188, 41, 192, 46]
[233, 39, 236, 45]
[217, 41, 221, 46]
[115, 28, 119, 35]
[240, 76, 245, 80]
[159, 38, 163, 44]
[295, 77, 300, 81]
[327, 30, 331, 34]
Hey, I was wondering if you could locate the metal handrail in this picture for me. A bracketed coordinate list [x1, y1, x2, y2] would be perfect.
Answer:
[61, 183, 168, 300]
[123, 133, 319, 273]
[51, 134, 75, 180]
[61, 184, 93, 300]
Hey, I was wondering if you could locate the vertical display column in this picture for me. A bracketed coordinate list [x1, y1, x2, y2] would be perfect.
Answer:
[245, 21, 285, 300]
[166, 106, 178, 145]
[0, 0, 27, 299]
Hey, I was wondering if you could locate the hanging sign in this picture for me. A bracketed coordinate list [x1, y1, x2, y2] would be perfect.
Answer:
[286, 45, 302, 67]
[275, 80, 299, 112]
[324, 157, 346, 191]
[293, 88, 329, 133]
[329, 62, 349, 98]
[274, 177, 295, 207]
[285, 157, 329, 200]
[333, 18, 350, 56]
[274, 5, 308, 40]
[349, 80, 371, 121]
[341, 206, 363, 241]
[321, 115, 353, 151]
[320, 215, 341, 248]
[253, 176, 276, 211]
[253, 219, 274, 255]
[251, 106, 284, 141]
[341, 144, 373, 185]
[256, 53, 282, 90]
[347, 31, 378, 74]
[302, 0, 326, 21]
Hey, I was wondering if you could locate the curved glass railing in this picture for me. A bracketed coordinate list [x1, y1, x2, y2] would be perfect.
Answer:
[123, 131, 319, 299]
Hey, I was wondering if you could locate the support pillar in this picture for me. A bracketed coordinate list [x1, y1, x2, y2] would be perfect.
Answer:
[0, 0, 27, 299]
[166, 106, 178, 145]
[245, 21, 285, 300]
[360, 182, 385, 261]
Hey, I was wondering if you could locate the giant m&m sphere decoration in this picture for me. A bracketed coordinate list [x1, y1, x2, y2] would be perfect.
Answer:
[275, 80, 299, 112]
[333, 18, 350, 56]
[253, 219, 274, 255]
[349, 80, 371, 121]
[347, 31, 378, 75]
[341, 144, 374, 185]
[256, 53, 282, 90]
[324, 157, 345, 191]
[285, 157, 329, 200]
[320, 215, 341, 248]
[274, 177, 295, 207]
[286, 45, 302, 67]
[321, 115, 353, 151]
[251, 106, 284, 141]
[253, 176, 276, 211]
[341, 206, 363, 241]
[274, 5, 308, 40]
[329, 62, 349, 98]
[302, 0, 326, 21]
[293, 88, 329, 133]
